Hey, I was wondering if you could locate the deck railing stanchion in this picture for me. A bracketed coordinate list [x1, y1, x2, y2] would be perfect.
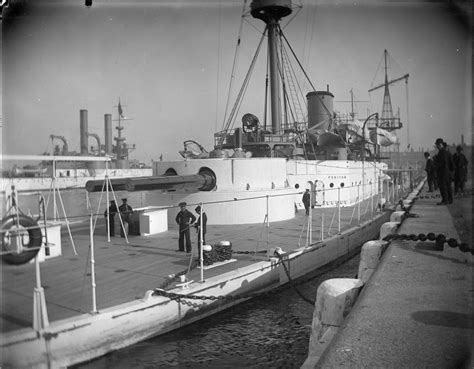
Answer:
[337, 187, 341, 234]
[357, 184, 360, 222]
[106, 161, 110, 243]
[199, 202, 204, 283]
[33, 248, 49, 330]
[321, 211, 324, 241]
[90, 213, 98, 314]
[370, 182, 374, 216]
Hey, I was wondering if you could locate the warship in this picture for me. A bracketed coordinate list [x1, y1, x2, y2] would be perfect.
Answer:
[0, 1, 416, 367]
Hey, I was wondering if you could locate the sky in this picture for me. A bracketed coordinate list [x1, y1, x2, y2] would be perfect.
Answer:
[1, 0, 471, 164]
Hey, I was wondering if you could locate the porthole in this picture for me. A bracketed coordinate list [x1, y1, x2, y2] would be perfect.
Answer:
[340, 183, 345, 188]
[295, 184, 300, 189]
[329, 183, 334, 188]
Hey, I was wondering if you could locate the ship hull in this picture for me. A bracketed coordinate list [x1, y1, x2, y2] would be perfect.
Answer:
[150, 157, 388, 225]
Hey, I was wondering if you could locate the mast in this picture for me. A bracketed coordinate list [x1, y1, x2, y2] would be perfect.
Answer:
[381, 50, 393, 123]
[250, 0, 292, 134]
[368, 49, 409, 130]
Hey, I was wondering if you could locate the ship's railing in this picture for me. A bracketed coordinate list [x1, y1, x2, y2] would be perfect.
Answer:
[214, 122, 307, 148]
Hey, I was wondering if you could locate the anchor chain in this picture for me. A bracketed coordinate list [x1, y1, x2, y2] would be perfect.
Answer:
[233, 250, 267, 255]
[382, 232, 473, 254]
[152, 251, 327, 304]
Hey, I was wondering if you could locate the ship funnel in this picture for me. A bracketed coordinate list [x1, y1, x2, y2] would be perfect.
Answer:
[80, 109, 89, 155]
[104, 114, 112, 155]
[306, 90, 334, 130]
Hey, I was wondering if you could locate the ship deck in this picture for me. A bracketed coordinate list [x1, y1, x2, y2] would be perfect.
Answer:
[1, 203, 381, 334]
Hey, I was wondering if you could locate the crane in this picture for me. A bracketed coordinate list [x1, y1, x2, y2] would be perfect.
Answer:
[86, 132, 102, 156]
[49, 135, 69, 156]
[368, 50, 409, 131]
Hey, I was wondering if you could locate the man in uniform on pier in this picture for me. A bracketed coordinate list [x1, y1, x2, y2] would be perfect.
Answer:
[434, 138, 454, 205]
[175, 202, 196, 253]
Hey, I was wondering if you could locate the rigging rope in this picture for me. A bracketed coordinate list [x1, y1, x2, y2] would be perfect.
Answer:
[222, 0, 249, 132]
[221, 30, 266, 136]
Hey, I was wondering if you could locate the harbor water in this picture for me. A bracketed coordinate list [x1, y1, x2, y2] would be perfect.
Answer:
[73, 254, 361, 369]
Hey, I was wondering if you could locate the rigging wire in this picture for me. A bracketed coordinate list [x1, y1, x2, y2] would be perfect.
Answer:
[405, 80, 410, 148]
[222, 0, 249, 132]
[214, 0, 222, 134]
[221, 30, 267, 135]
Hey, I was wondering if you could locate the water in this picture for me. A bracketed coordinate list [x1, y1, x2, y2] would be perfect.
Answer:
[74, 255, 360, 369]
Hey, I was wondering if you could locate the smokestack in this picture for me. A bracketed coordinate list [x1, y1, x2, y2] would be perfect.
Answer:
[80, 109, 89, 155]
[104, 114, 112, 155]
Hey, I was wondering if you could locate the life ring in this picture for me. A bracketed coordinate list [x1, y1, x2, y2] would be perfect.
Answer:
[1, 215, 42, 265]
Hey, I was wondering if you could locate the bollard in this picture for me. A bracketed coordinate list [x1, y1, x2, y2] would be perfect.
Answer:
[379, 222, 400, 241]
[302, 278, 363, 368]
[390, 211, 406, 223]
[358, 240, 388, 283]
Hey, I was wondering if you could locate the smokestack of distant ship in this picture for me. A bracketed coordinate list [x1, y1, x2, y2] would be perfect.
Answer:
[80, 109, 89, 155]
[104, 114, 113, 155]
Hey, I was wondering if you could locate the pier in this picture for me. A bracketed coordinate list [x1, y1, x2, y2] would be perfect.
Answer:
[304, 183, 473, 368]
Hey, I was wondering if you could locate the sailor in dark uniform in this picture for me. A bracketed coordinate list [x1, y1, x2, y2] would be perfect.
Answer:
[119, 198, 133, 237]
[175, 202, 196, 253]
[194, 205, 207, 254]
[302, 189, 311, 215]
[104, 200, 117, 237]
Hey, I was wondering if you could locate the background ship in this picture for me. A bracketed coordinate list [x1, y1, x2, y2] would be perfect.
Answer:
[1, 101, 152, 193]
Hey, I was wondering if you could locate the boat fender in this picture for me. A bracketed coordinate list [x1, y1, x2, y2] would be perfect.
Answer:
[1, 215, 42, 265]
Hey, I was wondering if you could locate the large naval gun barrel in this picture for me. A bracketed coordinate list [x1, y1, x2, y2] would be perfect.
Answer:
[85, 171, 216, 193]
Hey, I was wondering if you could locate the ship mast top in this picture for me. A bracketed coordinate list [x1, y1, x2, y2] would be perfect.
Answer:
[368, 49, 409, 131]
[113, 99, 135, 161]
[250, 0, 293, 135]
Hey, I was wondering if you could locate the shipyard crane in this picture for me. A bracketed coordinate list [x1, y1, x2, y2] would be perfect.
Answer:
[86, 132, 102, 156]
[368, 50, 409, 132]
[50, 135, 69, 156]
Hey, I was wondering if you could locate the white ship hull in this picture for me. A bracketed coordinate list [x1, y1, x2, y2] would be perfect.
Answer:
[149, 157, 388, 225]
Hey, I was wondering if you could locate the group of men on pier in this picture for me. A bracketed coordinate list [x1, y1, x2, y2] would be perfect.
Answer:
[424, 138, 468, 205]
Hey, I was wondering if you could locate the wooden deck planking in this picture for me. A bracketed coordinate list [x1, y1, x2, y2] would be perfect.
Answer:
[1, 201, 383, 334]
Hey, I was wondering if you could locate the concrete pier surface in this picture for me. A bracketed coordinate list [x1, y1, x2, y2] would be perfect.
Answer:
[315, 193, 473, 368]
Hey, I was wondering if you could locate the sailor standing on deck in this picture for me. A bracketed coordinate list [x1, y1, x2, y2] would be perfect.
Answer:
[194, 205, 207, 254]
[119, 198, 133, 237]
[302, 189, 311, 215]
[175, 202, 196, 253]
[104, 200, 117, 237]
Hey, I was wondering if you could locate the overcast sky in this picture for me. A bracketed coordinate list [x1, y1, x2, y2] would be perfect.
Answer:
[1, 0, 471, 163]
